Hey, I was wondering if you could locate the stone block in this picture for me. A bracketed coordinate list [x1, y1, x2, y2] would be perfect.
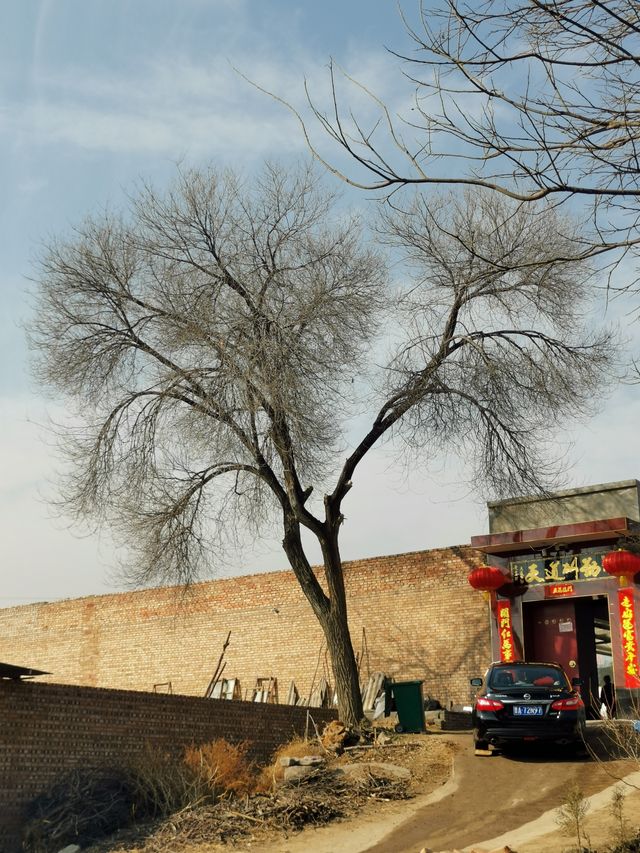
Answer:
[298, 755, 325, 766]
[283, 764, 316, 782]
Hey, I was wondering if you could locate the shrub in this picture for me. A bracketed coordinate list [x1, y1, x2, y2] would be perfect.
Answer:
[130, 739, 256, 814]
[555, 784, 591, 852]
[183, 738, 255, 799]
[128, 744, 200, 816]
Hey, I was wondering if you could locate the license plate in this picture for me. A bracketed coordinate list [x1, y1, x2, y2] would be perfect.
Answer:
[513, 705, 544, 716]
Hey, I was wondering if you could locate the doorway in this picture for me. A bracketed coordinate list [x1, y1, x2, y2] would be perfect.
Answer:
[523, 595, 611, 718]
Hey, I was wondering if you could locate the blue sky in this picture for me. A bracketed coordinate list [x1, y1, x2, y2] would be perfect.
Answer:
[1, 0, 639, 607]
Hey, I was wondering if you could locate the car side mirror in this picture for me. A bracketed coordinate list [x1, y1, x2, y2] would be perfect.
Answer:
[571, 677, 582, 687]
[470, 677, 483, 687]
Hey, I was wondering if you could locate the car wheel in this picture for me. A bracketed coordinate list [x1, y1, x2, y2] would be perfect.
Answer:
[394, 723, 404, 733]
[474, 737, 489, 751]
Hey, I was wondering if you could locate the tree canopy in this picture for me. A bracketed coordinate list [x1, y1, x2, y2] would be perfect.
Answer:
[30, 162, 615, 724]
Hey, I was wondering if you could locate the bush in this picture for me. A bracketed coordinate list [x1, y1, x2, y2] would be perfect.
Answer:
[183, 738, 255, 799]
[129, 739, 255, 814]
[128, 743, 201, 817]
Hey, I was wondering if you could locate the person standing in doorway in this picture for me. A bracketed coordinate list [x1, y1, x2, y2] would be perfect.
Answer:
[600, 675, 616, 718]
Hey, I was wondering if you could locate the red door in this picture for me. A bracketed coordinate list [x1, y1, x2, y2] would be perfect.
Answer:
[524, 600, 580, 683]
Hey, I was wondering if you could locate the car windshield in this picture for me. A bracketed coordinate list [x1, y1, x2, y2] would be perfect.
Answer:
[488, 665, 569, 690]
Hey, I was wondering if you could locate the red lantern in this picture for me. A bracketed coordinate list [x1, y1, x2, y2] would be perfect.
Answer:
[468, 565, 506, 598]
[603, 550, 640, 586]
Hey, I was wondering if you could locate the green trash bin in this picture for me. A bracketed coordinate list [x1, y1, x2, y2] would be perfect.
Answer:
[391, 680, 426, 733]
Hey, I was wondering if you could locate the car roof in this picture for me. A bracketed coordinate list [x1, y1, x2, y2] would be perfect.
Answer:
[489, 661, 564, 669]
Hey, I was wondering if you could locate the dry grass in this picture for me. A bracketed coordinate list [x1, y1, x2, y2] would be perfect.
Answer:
[183, 739, 254, 799]
[334, 733, 457, 793]
[272, 735, 326, 763]
[257, 735, 326, 791]
[86, 760, 413, 853]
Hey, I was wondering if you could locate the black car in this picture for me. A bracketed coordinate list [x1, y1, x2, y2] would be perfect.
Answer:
[470, 661, 586, 753]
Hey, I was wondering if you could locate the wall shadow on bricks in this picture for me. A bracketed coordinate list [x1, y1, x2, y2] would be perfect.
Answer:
[344, 545, 490, 708]
[381, 620, 490, 707]
[0, 680, 336, 853]
[370, 546, 491, 707]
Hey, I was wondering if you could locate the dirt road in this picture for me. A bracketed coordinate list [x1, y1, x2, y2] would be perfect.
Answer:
[251, 728, 639, 853]
[364, 731, 636, 853]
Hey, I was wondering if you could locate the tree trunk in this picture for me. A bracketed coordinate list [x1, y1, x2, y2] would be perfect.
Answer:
[318, 528, 364, 727]
[319, 597, 364, 727]
[281, 511, 364, 727]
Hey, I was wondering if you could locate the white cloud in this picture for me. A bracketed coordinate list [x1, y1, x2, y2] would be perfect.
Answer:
[7, 51, 312, 158]
[4, 36, 411, 162]
[18, 100, 300, 157]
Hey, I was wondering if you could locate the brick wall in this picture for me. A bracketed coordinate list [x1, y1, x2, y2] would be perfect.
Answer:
[0, 546, 489, 709]
[0, 680, 336, 852]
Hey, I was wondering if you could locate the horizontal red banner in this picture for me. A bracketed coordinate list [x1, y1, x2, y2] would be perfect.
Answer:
[545, 583, 575, 598]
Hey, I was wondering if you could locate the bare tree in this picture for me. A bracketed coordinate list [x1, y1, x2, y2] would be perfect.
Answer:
[287, 1, 640, 283]
[30, 162, 614, 725]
